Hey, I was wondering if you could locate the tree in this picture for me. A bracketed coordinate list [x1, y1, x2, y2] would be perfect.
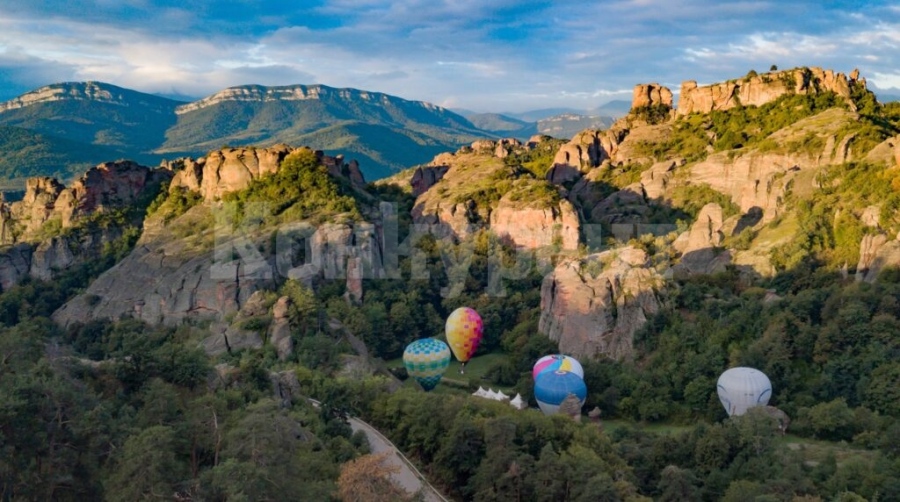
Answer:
[104, 426, 187, 501]
[336, 452, 412, 502]
[656, 465, 700, 502]
[770, 65, 778, 72]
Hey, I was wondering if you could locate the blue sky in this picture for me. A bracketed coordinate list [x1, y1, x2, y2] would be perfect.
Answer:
[0, 0, 897, 113]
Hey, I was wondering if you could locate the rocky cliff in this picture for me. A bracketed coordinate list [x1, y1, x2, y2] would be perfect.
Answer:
[0, 81, 177, 113]
[0, 160, 170, 290]
[631, 83, 673, 110]
[677, 67, 861, 116]
[411, 140, 581, 250]
[539, 247, 664, 361]
[53, 146, 381, 332]
[167, 144, 366, 202]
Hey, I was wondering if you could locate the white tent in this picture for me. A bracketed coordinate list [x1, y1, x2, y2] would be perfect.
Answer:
[509, 393, 527, 410]
[496, 390, 510, 401]
[473, 386, 489, 398]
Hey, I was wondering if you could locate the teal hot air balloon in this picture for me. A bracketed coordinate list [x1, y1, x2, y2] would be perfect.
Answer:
[403, 338, 451, 391]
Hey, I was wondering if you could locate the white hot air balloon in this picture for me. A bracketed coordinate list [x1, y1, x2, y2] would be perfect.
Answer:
[717, 367, 772, 417]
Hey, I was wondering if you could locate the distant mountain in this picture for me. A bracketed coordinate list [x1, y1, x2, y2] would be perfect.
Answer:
[466, 113, 538, 139]
[0, 125, 128, 188]
[503, 108, 584, 122]
[0, 82, 180, 168]
[536, 113, 616, 139]
[0, 81, 490, 183]
[589, 99, 632, 117]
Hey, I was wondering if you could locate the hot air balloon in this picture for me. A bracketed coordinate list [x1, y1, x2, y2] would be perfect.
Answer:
[716, 367, 772, 417]
[534, 370, 587, 415]
[533, 354, 584, 381]
[403, 338, 451, 391]
[445, 307, 483, 373]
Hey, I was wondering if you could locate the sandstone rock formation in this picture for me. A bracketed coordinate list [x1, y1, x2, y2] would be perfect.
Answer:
[0, 160, 169, 244]
[677, 67, 861, 116]
[166, 144, 366, 202]
[539, 247, 664, 360]
[268, 296, 294, 360]
[631, 83, 673, 109]
[410, 165, 450, 196]
[855, 233, 900, 282]
[0, 161, 170, 290]
[682, 108, 858, 222]
[672, 203, 733, 276]
[489, 197, 580, 250]
[53, 206, 383, 328]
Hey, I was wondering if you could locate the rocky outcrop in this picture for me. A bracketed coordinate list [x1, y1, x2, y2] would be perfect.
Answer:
[167, 145, 364, 202]
[1, 160, 169, 244]
[52, 207, 383, 329]
[539, 247, 664, 360]
[0, 161, 170, 291]
[550, 130, 616, 176]
[855, 233, 900, 282]
[865, 134, 900, 167]
[268, 296, 294, 360]
[672, 203, 732, 275]
[631, 83, 673, 109]
[677, 67, 862, 116]
[410, 165, 450, 196]
[681, 109, 858, 222]
[194, 145, 292, 201]
[489, 198, 580, 250]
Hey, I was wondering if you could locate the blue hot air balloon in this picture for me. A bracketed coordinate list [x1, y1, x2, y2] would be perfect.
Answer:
[534, 370, 587, 415]
[403, 338, 451, 391]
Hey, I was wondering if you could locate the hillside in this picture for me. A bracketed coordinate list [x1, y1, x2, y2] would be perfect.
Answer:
[0, 125, 130, 187]
[0, 81, 492, 185]
[1, 66, 899, 501]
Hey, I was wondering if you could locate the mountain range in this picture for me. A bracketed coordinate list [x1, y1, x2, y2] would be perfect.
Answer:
[0, 81, 497, 184]
[0, 82, 628, 188]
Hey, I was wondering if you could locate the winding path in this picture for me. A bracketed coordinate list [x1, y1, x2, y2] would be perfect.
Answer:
[348, 417, 447, 502]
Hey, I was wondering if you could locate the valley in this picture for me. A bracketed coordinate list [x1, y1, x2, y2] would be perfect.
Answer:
[1, 65, 899, 501]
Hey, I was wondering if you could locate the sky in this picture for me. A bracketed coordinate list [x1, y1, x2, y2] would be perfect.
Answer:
[0, 0, 898, 113]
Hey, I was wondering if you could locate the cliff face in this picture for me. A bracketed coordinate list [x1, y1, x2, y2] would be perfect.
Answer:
[174, 84, 450, 115]
[631, 83, 673, 109]
[677, 67, 861, 116]
[166, 144, 366, 202]
[490, 198, 580, 250]
[0, 160, 170, 290]
[53, 146, 380, 329]
[0, 160, 169, 244]
[0, 81, 176, 113]
[539, 247, 664, 361]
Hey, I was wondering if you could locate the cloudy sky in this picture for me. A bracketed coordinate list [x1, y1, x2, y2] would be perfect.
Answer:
[0, 0, 897, 113]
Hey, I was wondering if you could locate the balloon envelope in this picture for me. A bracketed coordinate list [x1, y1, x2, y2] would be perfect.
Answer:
[532, 354, 584, 381]
[403, 338, 451, 391]
[717, 367, 772, 416]
[534, 370, 587, 415]
[445, 307, 483, 363]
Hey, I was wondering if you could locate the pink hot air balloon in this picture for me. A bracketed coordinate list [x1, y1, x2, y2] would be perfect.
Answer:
[533, 354, 584, 381]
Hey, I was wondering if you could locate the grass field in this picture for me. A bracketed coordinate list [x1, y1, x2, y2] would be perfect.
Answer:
[386, 351, 517, 394]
